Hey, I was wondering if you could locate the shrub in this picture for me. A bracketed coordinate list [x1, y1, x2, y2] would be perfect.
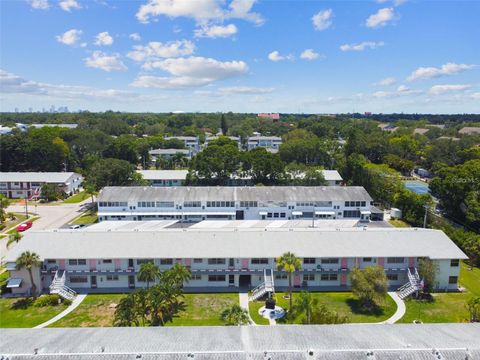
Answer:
[34, 294, 62, 307]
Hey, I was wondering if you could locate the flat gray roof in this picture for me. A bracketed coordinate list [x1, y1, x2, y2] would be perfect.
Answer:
[0, 172, 81, 183]
[1, 324, 479, 358]
[248, 136, 282, 141]
[149, 148, 190, 155]
[98, 186, 373, 202]
[189, 219, 359, 229]
[5, 228, 467, 261]
[137, 170, 189, 181]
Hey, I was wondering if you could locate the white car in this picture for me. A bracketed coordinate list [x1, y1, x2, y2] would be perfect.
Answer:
[69, 224, 85, 230]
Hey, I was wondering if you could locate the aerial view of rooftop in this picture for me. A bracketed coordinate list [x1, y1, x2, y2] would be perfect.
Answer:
[1, 0, 479, 358]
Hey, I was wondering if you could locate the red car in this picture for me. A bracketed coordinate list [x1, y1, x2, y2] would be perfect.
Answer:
[16, 221, 33, 232]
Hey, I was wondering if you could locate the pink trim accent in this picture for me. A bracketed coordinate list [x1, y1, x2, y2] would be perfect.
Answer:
[293, 275, 301, 286]
[184, 258, 192, 266]
[89, 259, 96, 270]
[378, 257, 385, 268]
[341, 258, 348, 268]
[340, 273, 347, 286]
[242, 259, 249, 269]
[409, 257, 415, 268]
[59, 259, 65, 270]
[114, 259, 122, 270]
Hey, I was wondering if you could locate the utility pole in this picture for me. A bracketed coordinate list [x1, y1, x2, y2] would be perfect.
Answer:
[312, 205, 315, 228]
[24, 194, 29, 219]
[423, 205, 428, 228]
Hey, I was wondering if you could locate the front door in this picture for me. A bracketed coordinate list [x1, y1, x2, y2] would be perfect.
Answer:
[229, 258, 234, 267]
[128, 275, 135, 288]
[91, 275, 97, 288]
[128, 259, 134, 268]
[235, 210, 244, 220]
[229, 275, 235, 286]
[239, 275, 251, 287]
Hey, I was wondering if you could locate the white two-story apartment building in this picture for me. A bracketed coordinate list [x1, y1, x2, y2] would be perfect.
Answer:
[164, 136, 200, 154]
[247, 136, 282, 152]
[4, 227, 466, 296]
[97, 186, 374, 222]
[0, 172, 83, 199]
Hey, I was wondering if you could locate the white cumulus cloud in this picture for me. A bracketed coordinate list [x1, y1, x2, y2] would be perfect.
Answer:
[84, 51, 127, 72]
[136, 0, 263, 25]
[194, 24, 237, 38]
[29, 0, 49, 9]
[340, 41, 384, 52]
[59, 0, 81, 11]
[376, 77, 396, 86]
[312, 9, 333, 31]
[94, 32, 114, 46]
[129, 33, 141, 41]
[268, 50, 293, 62]
[128, 40, 195, 62]
[300, 49, 322, 60]
[429, 84, 472, 95]
[56, 29, 83, 46]
[365, 7, 396, 28]
[407, 62, 478, 81]
[218, 86, 274, 94]
[131, 56, 248, 88]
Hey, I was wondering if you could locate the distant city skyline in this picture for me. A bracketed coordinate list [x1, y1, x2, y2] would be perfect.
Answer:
[1, 0, 479, 114]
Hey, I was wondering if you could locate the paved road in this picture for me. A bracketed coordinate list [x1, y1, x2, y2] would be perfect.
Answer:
[1, 198, 93, 262]
[6, 198, 92, 230]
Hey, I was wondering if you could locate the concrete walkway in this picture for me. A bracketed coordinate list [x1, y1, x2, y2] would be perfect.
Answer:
[238, 292, 257, 326]
[34, 294, 87, 328]
[379, 291, 406, 324]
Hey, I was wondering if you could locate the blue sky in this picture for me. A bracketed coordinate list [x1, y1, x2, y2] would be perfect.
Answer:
[1, 0, 479, 113]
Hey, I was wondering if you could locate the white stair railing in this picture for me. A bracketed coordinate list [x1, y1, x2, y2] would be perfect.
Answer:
[249, 269, 275, 301]
[397, 267, 422, 300]
[49, 270, 77, 301]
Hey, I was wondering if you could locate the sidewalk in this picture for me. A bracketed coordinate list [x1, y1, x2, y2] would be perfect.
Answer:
[34, 294, 87, 328]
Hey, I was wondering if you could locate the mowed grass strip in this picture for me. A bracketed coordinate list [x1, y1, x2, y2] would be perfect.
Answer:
[0, 298, 67, 328]
[399, 261, 480, 323]
[49, 294, 125, 327]
[250, 291, 396, 325]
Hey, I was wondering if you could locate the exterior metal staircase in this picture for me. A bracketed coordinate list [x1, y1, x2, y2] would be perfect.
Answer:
[249, 269, 275, 301]
[49, 270, 77, 301]
[397, 268, 422, 300]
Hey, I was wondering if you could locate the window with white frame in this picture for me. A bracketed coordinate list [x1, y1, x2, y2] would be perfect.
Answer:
[251, 258, 268, 265]
[320, 273, 338, 281]
[69, 276, 88, 283]
[106, 275, 119, 281]
[208, 258, 226, 265]
[160, 259, 173, 265]
[68, 259, 87, 266]
[191, 274, 202, 281]
[321, 258, 339, 264]
[303, 258, 316, 264]
[208, 275, 226, 282]
[386, 257, 404, 264]
[303, 274, 315, 281]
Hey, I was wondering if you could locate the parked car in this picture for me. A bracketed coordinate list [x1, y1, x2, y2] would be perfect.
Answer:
[69, 224, 85, 230]
[16, 221, 33, 232]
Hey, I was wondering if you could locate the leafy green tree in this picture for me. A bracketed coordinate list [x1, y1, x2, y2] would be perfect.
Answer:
[295, 291, 317, 324]
[310, 303, 350, 324]
[15, 251, 41, 299]
[350, 266, 388, 309]
[242, 148, 285, 185]
[113, 295, 138, 326]
[138, 262, 161, 289]
[466, 296, 480, 322]
[276, 252, 302, 311]
[41, 183, 64, 202]
[417, 258, 439, 294]
[8, 231, 22, 248]
[0, 194, 10, 224]
[221, 304, 251, 325]
[85, 158, 136, 190]
[220, 114, 228, 135]
[393, 189, 432, 227]
[83, 182, 97, 207]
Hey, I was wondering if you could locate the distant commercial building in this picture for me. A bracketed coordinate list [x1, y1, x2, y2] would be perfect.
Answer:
[257, 113, 280, 120]
[4, 227, 466, 295]
[0, 172, 83, 199]
[164, 136, 200, 153]
[378, 123, 399, 132]
[247, 136, 282, 152]
[97, 186, 373, 222]
[137, 170, 188, 187]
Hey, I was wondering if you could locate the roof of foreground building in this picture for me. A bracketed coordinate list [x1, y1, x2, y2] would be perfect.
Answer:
[1, 324, 479, 359]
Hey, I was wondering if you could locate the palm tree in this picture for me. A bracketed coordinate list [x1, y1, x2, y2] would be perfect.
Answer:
[15, 251, 41, 299]
[137, 262, 161, 289]
[84, 182, 97, 207]
[295, 291, 318, 324]
[113, 294, 138, 327]
[276, 251, 302, 311]
[220, 304, 251, 326]
[8, 230, 22, 248]
[162, 263, 192, 289]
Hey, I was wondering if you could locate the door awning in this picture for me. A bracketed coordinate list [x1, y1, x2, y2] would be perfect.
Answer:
[292, 211, 303, 216]
[6, 278, 22, 288]
[361, 210, 372, 215]
[315, 211, 336, 215]
[259, 211, 268, 216]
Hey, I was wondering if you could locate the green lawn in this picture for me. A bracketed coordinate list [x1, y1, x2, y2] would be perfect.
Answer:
[399, 261, 480, 323]
[167, 293, 239, 326]
[0, 213, 28, 234]
[64, 191, 90, 204]
[388, 219, 411, 228]
[250, 291, 396, 325]
[248, 301, 270, 325]
[51, 293, 239, 327]
[50, 294, 125, 327]
[70, 210, 98, 225]
[0, 298, 68, 328]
